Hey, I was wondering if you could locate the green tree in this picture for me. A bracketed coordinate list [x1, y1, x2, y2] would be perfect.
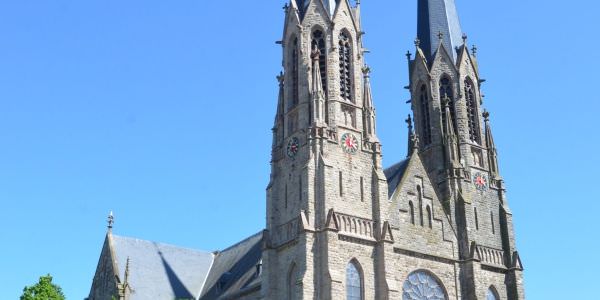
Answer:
[20, 274, 65, 300]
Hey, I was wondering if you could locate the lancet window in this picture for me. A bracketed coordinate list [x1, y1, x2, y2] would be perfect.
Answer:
[339, 31, 353, 102]
[346, 261, 363, 300]
[440, 77, 457, 134]
[312, 30, 327, 94]
[465, 79, 480, 143]
[419, 84, 432, 145]
[291, 37, 299, 107]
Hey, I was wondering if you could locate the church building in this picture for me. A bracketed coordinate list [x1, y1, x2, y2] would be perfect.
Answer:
[88, 1, 526, 299]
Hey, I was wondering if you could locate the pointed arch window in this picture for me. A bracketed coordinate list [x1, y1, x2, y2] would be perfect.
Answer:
[426, 206, 433, 229]
[465, 78, 481, 143]
[440, 77, 457, 134]
[291, 37, 300, 108]
[339, 31, 353, 102]
[346, 261, 363, 300]
[486, 286, 500, 300]
[312, 30, 327, 95]
[419, 84, 432, 145]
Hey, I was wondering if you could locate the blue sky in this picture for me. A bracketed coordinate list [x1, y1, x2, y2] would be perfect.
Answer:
[0, 0, 598, 299]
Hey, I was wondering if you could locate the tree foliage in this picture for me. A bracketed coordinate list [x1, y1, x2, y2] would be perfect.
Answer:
[20, 274, 65, 300]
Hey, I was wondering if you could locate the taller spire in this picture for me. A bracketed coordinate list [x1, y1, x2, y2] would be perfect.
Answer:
[296, 0, 338, 19]
[417, 0, 463, 62]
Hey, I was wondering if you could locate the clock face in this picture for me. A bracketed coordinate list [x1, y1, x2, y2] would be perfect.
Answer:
[340, 133, 359, 154]
[473, 172, 488, 191]
[286, 137, 300, 158]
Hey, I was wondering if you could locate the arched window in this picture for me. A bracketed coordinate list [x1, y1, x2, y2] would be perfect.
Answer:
[288, 264, 297, 300]
[487, 286, 500, 300]
[464, 78, 480, 143]
[409, 201, 415, 225]
[440, 77, 457, 134]
[346, 261, 363, 300]
[426, 206, 433, 229]
[402, 270, 447, 300]
[419, 85, 432, 145]
[417, 186, 424, 227]
[339, 31, 353, 102]
[291, 37, 299, 107]
[312, 30, 327, 95]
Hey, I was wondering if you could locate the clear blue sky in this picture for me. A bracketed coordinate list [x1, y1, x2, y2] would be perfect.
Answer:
[0, 1, 598, 299]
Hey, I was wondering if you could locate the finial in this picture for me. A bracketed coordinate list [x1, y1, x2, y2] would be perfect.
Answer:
[414, 38, 421, 47]
[405, 114, 413, 132]
[471, 45, 478, 56]
[437, 31, 444, 40]
[276, 71, 284, 85]
[483, 110, 490, 122]
[406, 51, 412, 61]
[107, 211, 114, 231]
[362, 65, 371, 77]
[283, 3, 289, 11]
[462, 33, 468, 44]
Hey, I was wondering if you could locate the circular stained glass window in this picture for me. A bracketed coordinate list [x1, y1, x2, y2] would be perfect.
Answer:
[402, 271, 447, 300]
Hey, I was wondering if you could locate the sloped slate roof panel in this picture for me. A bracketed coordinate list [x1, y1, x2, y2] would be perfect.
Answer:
[200, 232, 263, 300]
[111, 235, 214, 300]
[384, 159, 410, 198]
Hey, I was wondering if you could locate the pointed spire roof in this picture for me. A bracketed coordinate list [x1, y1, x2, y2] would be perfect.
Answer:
[296, 0, 338, 19]
[417, 0, 463, 62]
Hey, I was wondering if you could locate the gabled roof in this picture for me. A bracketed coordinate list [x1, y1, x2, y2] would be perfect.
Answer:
[384, 159, 410, 198]
[111, 235, 214, 300]
[199, 232, 263, 300]
[101, 232, 264, 300]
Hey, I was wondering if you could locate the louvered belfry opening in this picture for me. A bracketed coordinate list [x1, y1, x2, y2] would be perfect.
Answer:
[339, 31, 353, 102]
[312, 30, 327, 96]
[464, 79, 481, 143]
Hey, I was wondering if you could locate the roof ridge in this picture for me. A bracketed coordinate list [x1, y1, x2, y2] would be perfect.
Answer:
[217, 231, 263, 253]
[111, 234, 213, 254]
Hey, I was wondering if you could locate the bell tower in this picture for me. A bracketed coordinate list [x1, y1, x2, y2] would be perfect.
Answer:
[263, 1, 393, 299]
[407, 0, 525, 299]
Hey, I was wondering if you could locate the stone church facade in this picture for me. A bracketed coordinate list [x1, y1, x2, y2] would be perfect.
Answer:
[88, 1, 525, 299]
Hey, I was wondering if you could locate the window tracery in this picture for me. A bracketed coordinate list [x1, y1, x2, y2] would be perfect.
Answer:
[402, 271, 447, 300]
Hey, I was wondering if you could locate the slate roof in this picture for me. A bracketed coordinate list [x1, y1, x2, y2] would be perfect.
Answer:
[106, 232, 264, 300]
[384, 159, 410, 198]
[297, 0, 337, 19]
[111, 235, 214, 300]
[199, 232, 263, 300]
[417, 0, 463, 62]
